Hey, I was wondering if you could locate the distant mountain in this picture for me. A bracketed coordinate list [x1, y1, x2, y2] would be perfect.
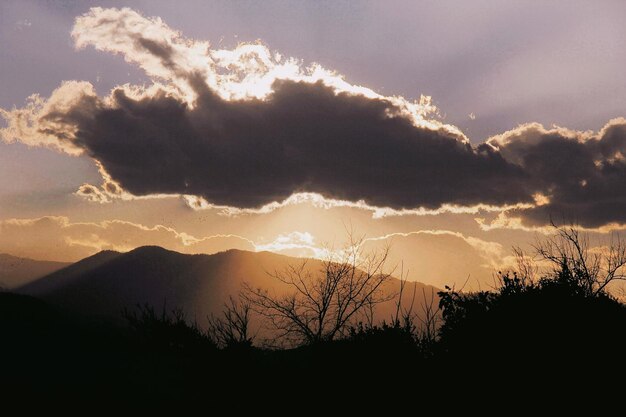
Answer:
[0, 254, 70, 290]
[19, 246, 439, 328]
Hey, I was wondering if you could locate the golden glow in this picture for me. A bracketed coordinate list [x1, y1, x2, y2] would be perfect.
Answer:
[532, 193, 550, 206]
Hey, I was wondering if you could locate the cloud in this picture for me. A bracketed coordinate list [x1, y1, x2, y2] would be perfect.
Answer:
[182, 192, 534, 219]
[486, 119, 626, 228]
[253, 229, 506, 287]
[1, 7, 626, 228]
[0, 216, 254, 262]
[15, 19, 32, 30]
[254, 231, 334, 259]
[476, 212, 626, 234]
[362, 230, 505, 269]
[360, 230, 503, 287]
[75, 183, 109, 203]
[0, 8, 529, 208]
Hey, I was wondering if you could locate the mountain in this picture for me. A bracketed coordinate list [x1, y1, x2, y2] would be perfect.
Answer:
[19, 246, 439, 328]
[0, 253, 70, 290]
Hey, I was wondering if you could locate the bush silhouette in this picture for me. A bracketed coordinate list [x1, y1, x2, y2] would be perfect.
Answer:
[437, 273, 626, 369]
[3, 224, 626, 401]
[123, 304, 216, 353]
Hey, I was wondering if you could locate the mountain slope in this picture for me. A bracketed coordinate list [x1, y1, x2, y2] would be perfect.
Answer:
[0, 254, 70, 290]
[19, 246, 439, 327]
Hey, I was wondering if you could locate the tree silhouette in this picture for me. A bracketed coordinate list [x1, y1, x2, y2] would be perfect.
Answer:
[207, 296, 254, 348]
[437, 223, 626, 366]
[534, 223, 626, 296]
[243, 237, 393, 346]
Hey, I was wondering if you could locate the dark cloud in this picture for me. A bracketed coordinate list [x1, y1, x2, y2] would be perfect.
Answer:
[491, 121, 626, 227]
[2, 7, 626, 229]
[53, 78, 626, 227]
[36, 79, 533, 210]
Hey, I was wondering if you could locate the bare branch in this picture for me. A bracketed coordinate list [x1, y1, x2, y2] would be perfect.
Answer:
[533, 223, 626, 296]
[243, 232, 393, 346]
[207, 295, 254, 348]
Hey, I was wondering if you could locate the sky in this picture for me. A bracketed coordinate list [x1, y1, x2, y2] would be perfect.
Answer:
[1, 1, 626, 289]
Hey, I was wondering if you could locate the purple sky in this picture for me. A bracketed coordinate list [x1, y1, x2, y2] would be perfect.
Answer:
[3, 1, 626, 137]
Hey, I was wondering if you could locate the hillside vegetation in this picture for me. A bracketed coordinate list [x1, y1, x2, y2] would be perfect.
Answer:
[2, 226, 626, 403]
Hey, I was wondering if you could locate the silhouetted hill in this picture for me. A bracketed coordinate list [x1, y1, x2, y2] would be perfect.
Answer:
[19, 246, 439, 326]
[5, 246, 626, 402]
[0, 253, 70, 289]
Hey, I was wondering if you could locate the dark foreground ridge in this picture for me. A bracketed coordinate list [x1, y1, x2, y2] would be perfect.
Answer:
[3, 228, 626, 405]
[3, 274, 626, 403]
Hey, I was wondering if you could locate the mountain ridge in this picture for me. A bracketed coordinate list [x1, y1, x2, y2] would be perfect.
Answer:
[18, 246, 440, 329]
[0, 253, 70, 290]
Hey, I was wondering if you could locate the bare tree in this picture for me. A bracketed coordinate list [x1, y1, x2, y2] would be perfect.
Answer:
[392, 264, 415, 326]
[534, 223, 626, 296]
[416, 287, 441, 346]
[207, 296, 253, 348]
[393, 272, 441, 346]
[512, 246, 538, 286]
[243, 236, 393, 346]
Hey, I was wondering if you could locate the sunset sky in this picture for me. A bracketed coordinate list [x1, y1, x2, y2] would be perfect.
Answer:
[1, 1, 626, 289]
